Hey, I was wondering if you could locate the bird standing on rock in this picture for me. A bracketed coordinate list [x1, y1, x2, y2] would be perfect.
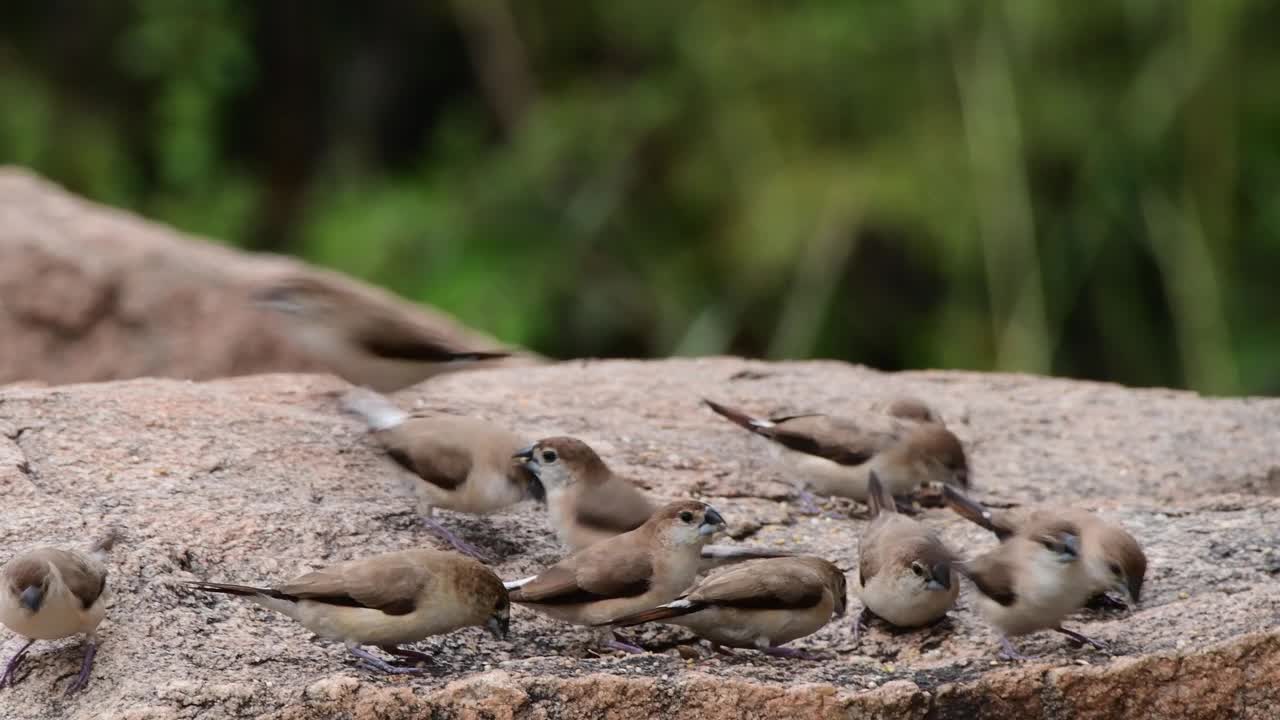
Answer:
[342, 387, 541, 560]
[702, 398, 969, 511]
[507, 500, 727, 654]
[185, 548, 510, 675]
[954, 518, 1105, 661]
[0, 528, 121, 695]
[599, 555, 847, 659]
[514, 436, 795, 570]
[943, 485, 1146, 610]
[853, 473, 958, 642]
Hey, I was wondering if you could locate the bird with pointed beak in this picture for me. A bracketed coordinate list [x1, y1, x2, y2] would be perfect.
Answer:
[598, 555, 847, 659]
[943, 485, 1146, 610]
[507, 500, 727, 654]
[185, 548, 510, 675]
[854, 472, 958, 641]
[512, 436, 794, 570]
[702, 398, 969, 512]
[955, 518, 1105, 660]
[0, 528, 121, 695]
[341, 387, 541, 560]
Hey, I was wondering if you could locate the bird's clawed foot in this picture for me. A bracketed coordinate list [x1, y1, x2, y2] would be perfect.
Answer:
[762, 646, 820, 660]
[1055, 626, 1109, 652]
[381, 645, 435, 667]
[64, 641, 96, 695]
[851, 607, 873, 644]
[602, 639, 646, 655]
[1085, 593, 1130, 613]
[997, 636, 1035, 662]
[793, 490, 823, 516]
[421, 518, 492, 563]
[349, 646, 429, 675]
[0, 639, 35, 689]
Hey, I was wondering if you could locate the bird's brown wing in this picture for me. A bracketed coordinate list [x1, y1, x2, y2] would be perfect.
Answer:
[510, 545, 653, 605]
[380, 421, 474, 491]
[574, 476, 655, 534]
[276, 553, 427, 616]
[354, 309, 507, 363]
[857, 526, 883, 589]
[760, 416, 898, 466]
[955, 548, 1017, 606]
[688, 559, 825, 610]
[40, 549, 106, 610]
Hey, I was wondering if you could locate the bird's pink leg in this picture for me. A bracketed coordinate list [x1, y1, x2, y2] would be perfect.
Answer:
[0, 638, 35, 689]
[64, 640, 97, 695]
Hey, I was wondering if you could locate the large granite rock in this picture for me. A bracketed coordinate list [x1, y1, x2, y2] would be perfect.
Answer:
[0, 168, 512, 386]
[0, 359, 1277, 719]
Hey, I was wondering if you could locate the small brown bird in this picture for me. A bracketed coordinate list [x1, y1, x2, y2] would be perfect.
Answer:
[600, 556, 847, 659]
[514, 436, 792, 569]
[854, 473, 957, 641]
[0, 529, 121, 695]
[943, 486, 1146, 609]
[342, 388, 540, 560]
[253, 275, 513, 391]
[703, 399, 969, 511]
[508, 500, 727, 653]
[954, 519, 1102, 660]
[185, 549, 509, 675]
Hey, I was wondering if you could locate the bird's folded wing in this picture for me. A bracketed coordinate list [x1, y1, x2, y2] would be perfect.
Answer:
[44, 549, 107, 609]
[383, 430, 473, 492]
[688, 561, 825, 610]
[511, 550, 652, 605]
[355, 310, 506, 363]
[276, 555, 426, 615]
[756, 416, 895, 466]
[956, 551, 1017, 606]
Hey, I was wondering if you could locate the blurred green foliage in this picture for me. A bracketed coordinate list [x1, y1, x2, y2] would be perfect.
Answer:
[2, 1, 1278, 394]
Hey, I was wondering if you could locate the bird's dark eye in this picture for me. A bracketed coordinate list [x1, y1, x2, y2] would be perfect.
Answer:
[1108, 563, 1121, 576]
[679, 511, 694, 523]
[541, 450, 558, 463]
[911, 562, 926, 576]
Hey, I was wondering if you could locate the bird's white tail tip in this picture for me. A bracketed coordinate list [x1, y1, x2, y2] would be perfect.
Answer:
[340, 387, 408, 431]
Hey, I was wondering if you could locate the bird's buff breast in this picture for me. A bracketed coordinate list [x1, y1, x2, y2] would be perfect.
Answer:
[676, 598, 834, 649]
[0, 586, 107, 640]
[777, 448, 873, 500]
[860, 569, 956, 628]
[976, 553, 1092, 637]
[416, 467, 527, 515]
[288, 598, 472, 646]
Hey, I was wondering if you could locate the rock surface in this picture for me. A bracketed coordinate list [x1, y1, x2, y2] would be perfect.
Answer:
[0, 167, 514, 385]
[0, 359, 1278, 719]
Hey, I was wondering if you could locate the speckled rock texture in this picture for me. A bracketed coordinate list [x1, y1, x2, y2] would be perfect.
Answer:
[1, 359, 1277, 719]
[0, 167, 514, 385]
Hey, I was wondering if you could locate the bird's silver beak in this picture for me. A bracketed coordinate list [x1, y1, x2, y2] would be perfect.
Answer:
[487, 615, 509, 641]
[513, 447, 540, 477]
[19, 586, 43, 613]
[928, 563, 953, 591]
[1062, 533, 1081, 560]
[699, 508, 727, 536]
[1111, 578, 1135, 608]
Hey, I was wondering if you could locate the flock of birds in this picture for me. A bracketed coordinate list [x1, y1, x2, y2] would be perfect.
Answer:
[0, 274, 1147, 695]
